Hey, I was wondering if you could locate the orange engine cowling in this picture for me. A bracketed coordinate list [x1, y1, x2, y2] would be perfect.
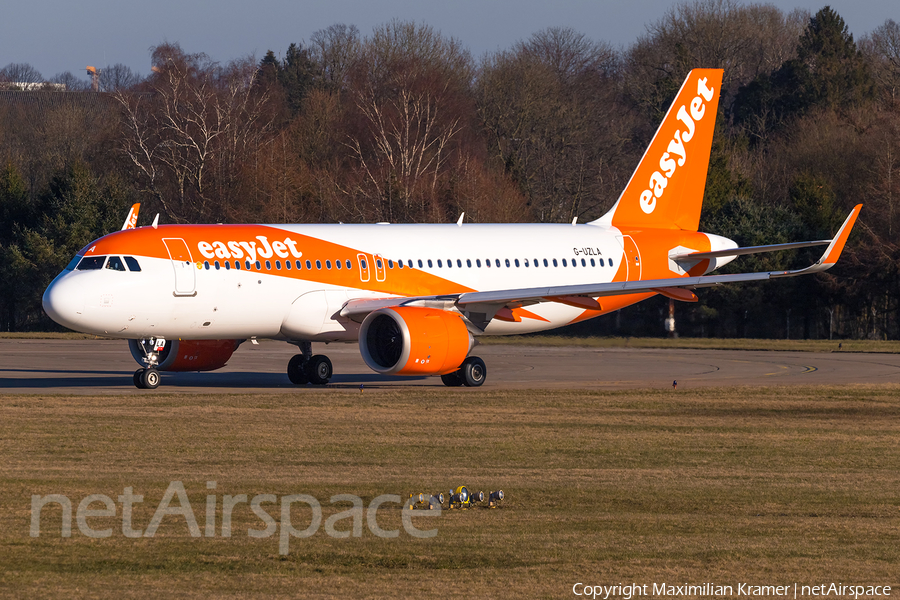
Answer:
[359, 307, 474, 376]
[128, 339, 242, 372]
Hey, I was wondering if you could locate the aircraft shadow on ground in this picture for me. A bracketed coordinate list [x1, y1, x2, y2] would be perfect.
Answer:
[0, 369, 431, 389]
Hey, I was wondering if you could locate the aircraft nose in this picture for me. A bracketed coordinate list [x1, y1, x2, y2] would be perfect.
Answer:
[42, 274, 86, 330]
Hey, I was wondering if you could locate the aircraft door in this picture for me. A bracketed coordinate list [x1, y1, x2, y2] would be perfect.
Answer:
[374, 254, 386, 282]
[616, 235, 642, 281]
[162, 238, 196, 296]
[357, 253, 370, 283]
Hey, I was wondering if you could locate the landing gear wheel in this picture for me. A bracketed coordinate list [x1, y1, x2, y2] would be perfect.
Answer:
[287, 354, 309, 385]
[133, 369, 146, 389]
[140, 368, 160, 389]
[461, 356, 486, 387]
[306, 355, 332, 385]
[441, 370, 464, 387]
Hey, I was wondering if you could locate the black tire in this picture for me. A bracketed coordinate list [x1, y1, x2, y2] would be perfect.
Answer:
[306, 355, 333, 385]
[140, 368, 161, 389]
[287, 354, 309, 385]
[133, 369, 146, 389]
[461, 356, 486, 387]
[441, 370, 464, 387]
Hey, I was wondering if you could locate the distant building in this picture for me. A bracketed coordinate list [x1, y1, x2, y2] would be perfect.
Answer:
[0, 82, 67, 91]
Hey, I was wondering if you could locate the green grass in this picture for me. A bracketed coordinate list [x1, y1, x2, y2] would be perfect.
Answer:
[1, 386, 899, 598]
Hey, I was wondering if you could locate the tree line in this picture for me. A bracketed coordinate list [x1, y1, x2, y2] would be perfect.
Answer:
[1, 1, 898, 339]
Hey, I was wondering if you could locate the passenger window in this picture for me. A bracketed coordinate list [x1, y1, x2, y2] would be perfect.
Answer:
[457, 259, 462, 268]
[245, 260, 251, 270]
[326, 260, 332, 269]
[524, 259, 529, 267]
[105, 256, 126, 271]
[387, 259, 393, 269]
[215, 261, 221, 270]
[552, 259, 558, 267]
[346, 260, 352, 270]
[515, 259, 520, 267]
[590, 258, 595, 267]
[437, 259, 443, 268]
[376, 258, 383, 269]
[204, 261, 210, 270]
[306, 260, 312, 270]
[398, 260, 404, 268]
[608, 258, 614, 268]
[265, 260, 271, 270]
[562, 259, 568, 267]
[296, 260, 302, 270]
[225, 261, 231, 270]
[255, 260, 262, 270]
[418, 259, 423, 268]
[77, 256, 106, 270]
[505, 259, 510, 267]
[543, 259, 549, 267]
[485, 259, 490, 268]
[466, 259, 471, 268]
[581, 258, 586, 266]
[235, 261, 241, 270]
[124, 256, 142, 272]
[427, 259, 432, 268]
[495, 259, 501, 267]
[476, 259, 481, 267]
[361, 259, 367, 269]
[276, 260, 282, 270]
[286, 260, 291, 270]
[316, 260, 322, 269]
[336, 260, 342, 270]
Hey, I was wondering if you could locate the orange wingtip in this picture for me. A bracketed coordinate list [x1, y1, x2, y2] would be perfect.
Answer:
[822, 204, 862, 265]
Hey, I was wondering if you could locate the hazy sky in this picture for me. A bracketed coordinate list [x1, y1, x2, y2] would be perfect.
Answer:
[1, 0, 897, 81]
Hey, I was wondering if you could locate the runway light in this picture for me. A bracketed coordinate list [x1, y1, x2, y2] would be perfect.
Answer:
[449, 486, 470, 509]
[489, 490, 504, 507]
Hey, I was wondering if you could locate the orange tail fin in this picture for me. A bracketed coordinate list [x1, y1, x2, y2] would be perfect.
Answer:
[592, 69, 723, 231]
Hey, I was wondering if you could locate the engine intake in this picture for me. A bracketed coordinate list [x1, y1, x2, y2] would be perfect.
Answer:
[359, 307, 473, 376]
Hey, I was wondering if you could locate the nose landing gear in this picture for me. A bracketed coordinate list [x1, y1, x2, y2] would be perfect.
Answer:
[132, 337, 166, 389]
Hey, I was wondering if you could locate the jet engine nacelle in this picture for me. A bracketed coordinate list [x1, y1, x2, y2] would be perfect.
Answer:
[128, 339, 242, 372]
[359, 307, 474, 376]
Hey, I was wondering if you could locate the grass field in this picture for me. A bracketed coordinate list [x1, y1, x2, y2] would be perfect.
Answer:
[1, 386, 899, 598]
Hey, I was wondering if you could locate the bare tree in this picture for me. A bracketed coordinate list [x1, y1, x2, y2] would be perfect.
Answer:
[343, 21, 475, 222]
[0, 63, 44, 88]
[862, 19, 900, 105]
[477, 28, 628, 222]
[114, 43, 278, 222]
[50, 71, 89, 91]
[310, 23, 361, 90]
[100, 64, 143, 92]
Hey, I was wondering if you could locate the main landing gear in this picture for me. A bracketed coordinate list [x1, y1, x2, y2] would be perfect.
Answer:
[441, 356, 487, 387]
[287, 341, 333, 386]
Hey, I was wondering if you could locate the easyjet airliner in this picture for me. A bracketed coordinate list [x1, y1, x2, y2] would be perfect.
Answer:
[42, 69, 861, 389]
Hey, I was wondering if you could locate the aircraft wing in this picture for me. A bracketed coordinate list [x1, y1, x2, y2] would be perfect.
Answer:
[341, 204, 861, 319]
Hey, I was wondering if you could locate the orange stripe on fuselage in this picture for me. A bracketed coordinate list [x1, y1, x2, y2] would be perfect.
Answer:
[81, 224, 476, 298]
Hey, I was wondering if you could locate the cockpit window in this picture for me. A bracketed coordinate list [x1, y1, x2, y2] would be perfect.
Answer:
[106, 256, 127, 271]
[65, 256, 82, 270]
[124, 256, 142, 272]
[76, 256, 106, 270]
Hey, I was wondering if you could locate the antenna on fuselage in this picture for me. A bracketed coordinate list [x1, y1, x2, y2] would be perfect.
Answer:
[152, 214, 159, 229]
[457, 212, 465, 226]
